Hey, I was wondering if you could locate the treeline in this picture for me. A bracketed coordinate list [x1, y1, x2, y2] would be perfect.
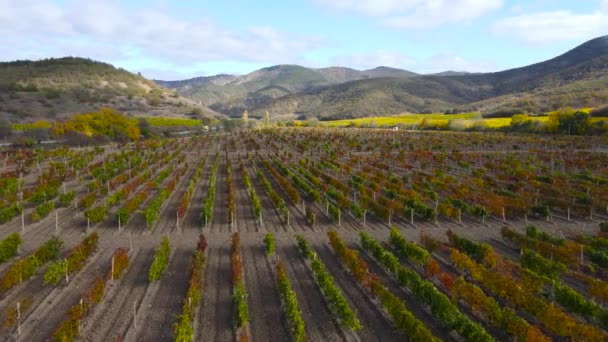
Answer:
[0, 108, 204, 146]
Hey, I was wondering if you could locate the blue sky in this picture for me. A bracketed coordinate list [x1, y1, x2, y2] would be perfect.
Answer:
[1, 0, 607, 79]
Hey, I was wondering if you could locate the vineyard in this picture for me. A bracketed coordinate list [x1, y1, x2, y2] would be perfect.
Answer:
[0, 128, 607, 341]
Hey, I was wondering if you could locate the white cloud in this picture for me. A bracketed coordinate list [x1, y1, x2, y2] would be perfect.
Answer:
[417, 53, 498, 73]
[0, 0, 321, 66]
[493, 1, 608, 44]
[314, 0, 503, 28]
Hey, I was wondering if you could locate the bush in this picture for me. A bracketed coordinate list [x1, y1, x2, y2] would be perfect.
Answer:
[32, 201, 55, 222]
[58, 191, 76, 207]
[264, 233, 275, 256]
[0, 233, 22, 263]
[0, 203, 23, 224]
[149, 236, 171, 281]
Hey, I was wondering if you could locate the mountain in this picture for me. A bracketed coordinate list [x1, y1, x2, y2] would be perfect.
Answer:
[0, 57, 216, 122]
[157, 64, 418, 117]
[432, 71, 475, 76]
[250, 35, 608, 119]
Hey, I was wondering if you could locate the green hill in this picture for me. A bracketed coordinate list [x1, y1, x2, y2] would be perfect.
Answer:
[0, 57, 218, 122]
[160, 35, 608, 120]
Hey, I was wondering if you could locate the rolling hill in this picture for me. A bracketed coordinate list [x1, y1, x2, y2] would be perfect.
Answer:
[159, 35, 608, 120]
[156, 64, 419, 117]
[0, 57, 218, 122]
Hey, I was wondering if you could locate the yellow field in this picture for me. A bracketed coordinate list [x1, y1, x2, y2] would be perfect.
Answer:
[322, 113, 478, 127]
[319, 113, 600, 129]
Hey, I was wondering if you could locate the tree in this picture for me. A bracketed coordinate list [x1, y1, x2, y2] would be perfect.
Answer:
[0, 119, 11, 140]
[138, 118, 152, 138]
[548, 109, 591, 135]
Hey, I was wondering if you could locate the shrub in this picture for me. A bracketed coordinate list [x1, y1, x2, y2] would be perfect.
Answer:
[264, 233, 275, 256]
[149, 236, 171, 281]
[0, 233, 22, 263]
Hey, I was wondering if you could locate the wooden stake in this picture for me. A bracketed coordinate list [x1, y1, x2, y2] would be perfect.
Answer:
[65, 259, 69, 283]
[502, 207, 506, 222]
[111, 256, 115, 282]
[17, 302, 21, 336]
[55, 211, 58, 232]
[21, 212, 25, 232]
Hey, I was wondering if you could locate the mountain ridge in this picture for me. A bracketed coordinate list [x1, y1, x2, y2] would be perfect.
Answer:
[157, 35, 608, 119]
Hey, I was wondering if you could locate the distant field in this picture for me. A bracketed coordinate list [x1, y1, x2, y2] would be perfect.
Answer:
[321, 113, 477, 127]
[321, 113, 607, 129]
[135, 116, 202, 127]
[11, 116, 202, 131]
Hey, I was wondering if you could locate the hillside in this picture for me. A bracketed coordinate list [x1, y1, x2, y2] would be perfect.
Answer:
[0, 57, 218, 122]
[157, 64, 419, 117]
[255, 36, 608, 119]
[160, 35, 608, 119]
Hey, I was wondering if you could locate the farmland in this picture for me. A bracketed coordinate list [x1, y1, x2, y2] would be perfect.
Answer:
[0, 128, 607, 342]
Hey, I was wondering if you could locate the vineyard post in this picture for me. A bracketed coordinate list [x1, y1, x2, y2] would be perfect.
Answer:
[326, 201, 329, 215]
[129, 232, 133, 251]
[111, 255, 115, 282]
[410, 209, 414, 225]
[55, 211, 58, 232]
[78, 298, 84, 334]
[590, 207, 593, 220]
[524, 213, 528, 225]
[118, 216, 121, 231]
[580, 245, 584, 264]
[65, 259, 69, 283]
[302, 200, 305, 212]
[21, 212, 24, 232]
[286, 210, 290, 226]
[363, 210, 367, 226]
[567, 207, 571, 221]
[259, 210, 263, 228]
[458, 208, 462, 224]
[87, 218, 90, 231]
[176, 211, 179, 230]
[62, 182, 66, 194]
[502, 207, 506, 222]
[17, 302, 21, 335]
[388, 210, 391, 226]
[338, 208, 341, 226]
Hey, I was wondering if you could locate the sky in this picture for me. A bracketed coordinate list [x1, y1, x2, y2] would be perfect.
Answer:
[1, 0, 607, 80]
